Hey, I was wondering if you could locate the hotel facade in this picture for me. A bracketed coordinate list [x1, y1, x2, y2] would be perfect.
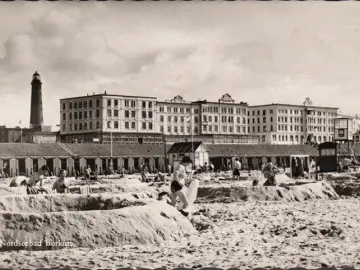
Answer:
[248, 98, 338, 145]
[60, 94, 339, 145]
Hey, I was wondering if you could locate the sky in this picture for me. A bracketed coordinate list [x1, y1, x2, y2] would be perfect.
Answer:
[0, 1, 360, 127]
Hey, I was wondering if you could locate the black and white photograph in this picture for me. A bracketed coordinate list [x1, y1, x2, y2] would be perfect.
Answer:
[0, 1, 360, 269]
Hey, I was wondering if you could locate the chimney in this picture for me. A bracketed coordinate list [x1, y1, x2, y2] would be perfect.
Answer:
[104, 90, 107, 94]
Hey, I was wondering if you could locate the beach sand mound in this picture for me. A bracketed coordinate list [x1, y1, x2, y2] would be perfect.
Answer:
[196, 181, 339, 203]
[0, 202, 196, 251]
[0, 192, 155, 213]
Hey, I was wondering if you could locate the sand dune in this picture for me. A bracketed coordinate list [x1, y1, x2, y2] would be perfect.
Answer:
[0, 201, 195, 252]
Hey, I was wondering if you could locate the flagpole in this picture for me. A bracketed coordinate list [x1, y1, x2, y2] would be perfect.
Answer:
[191, 104, 194, 168]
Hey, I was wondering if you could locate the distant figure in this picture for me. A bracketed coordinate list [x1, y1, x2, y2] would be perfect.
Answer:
[52, 169, 69, 194]
[309, 158, 316, 179]
[203, 162, 209, 173]
[167, 164, 172, 176]
[85, 165, 92, 180]
[233, 158, 241, 181]
[209, 162, 215, 173]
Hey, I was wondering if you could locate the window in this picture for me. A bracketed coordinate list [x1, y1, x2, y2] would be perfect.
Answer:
[160, 116, 164, 122]
[74, 123, 78, 131]
[222, 126, 226, 132]
[63, 103, 66, 110]
[339, 129, 345, 137]
[62, 124, 65, 131]
[194, 117, 198, 123]
[69, 103, 72, 109]
[142, 101, 146, 108]
[79, 112, 82, 119]
[114, 110, 119, 117]
[107, 99, 111, 106]
[131, 111, 136, 118]
[148, 111, 153, 118]
[131, 122, 136, 129]
[74, 112, 78, 119]
[215, 126, 218, 132]
[149, 102, 152, 109]
[131, 101, 136, 107]
[96, 110, 100, 118]
[63, 113, 66, 121]
[114, 121, 119, 129]
[174, 108, 178, 113]
[168, 126, 171, 133]
[263, 126, 266, 132]
[69, 123, 72, 131]
[142, 122, 146, 129]
[149, 123, 153, 130]
[125, 100, 129, 107]
[107, 109, 111, 117]
[114, 100, 118, 106]
[174, 116, 178, 123]
[89, 100, 92, 108]
[125, 122, 129, 129]
[214, 116, 218, 123]
[263, 117, 266, 123]
[180, 108, 184, 113]
[174, 126, 178, 133]
[160, 126, 164, 132]
[229, 126, 233, 132]
[89, 122, 92, 130]
[160, 106, 165, 112]
[96, 99, 100, 107]
[186, 108, 190, 113]
[237, 117, 240, 124]
[83, 101, 87, 108]
[194, 127, 198, 133]
[69, 113, 72, 120]
[168, 116, 171, 122]
[79, 102, 82, 109]
[125, 111, 129, 118]
[258, 126, 260, 132]
[194, 108, 199, 114]
[107, 121, 112, 128]
[79, 123, 83, 130]
[74, 102, 78, 109]
[142, 111, 146, 118]
[209, 126, 212, 132]
[84, 123, 87, 130]
[84, 111, 87, 119]
[237, 126, 240, 133]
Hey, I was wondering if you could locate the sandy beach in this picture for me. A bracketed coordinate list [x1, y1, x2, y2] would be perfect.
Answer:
[1, 195, 359, 269]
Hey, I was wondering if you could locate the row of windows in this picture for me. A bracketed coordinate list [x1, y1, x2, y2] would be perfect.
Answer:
[271, 134, 334, 142]
[63, 121, 101, 132]
[62, 99, 100, 110]
[160, 115, 194, 123]
[63, 110, 100, 121]
[202, 125, 247, 133]
[161, 126, 198, 134]
[250, 109, 274, 116]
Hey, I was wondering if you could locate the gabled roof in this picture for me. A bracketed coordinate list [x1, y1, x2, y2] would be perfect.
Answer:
[0, 143, 70, 158]
[168, 142, 204, 154]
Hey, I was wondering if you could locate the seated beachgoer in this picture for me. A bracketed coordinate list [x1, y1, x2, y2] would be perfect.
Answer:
[52, 169, 70, 194]
[26, 165, 49, 195]
[9, 176, 28, 187]
[262, 162, 281, 187]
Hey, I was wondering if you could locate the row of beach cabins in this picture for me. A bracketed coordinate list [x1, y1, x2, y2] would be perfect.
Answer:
[0, 142, 322, 178]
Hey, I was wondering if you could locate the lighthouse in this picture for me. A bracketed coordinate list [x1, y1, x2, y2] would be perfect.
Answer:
[30, 71, 44, 129]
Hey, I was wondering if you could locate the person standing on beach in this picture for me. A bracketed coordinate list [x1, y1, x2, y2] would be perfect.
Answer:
[170, 156, 192, 216]
[233, 157, 241, 181]
[52, 169, 70, 194]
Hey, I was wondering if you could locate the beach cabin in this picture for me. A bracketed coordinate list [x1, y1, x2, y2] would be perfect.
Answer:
[168, 142, 209, 170]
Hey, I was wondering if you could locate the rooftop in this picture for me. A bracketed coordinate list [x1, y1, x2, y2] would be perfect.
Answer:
[60, 93, 157, 101]
[249, 103, 338, 110]
[168, 142, 203, 153]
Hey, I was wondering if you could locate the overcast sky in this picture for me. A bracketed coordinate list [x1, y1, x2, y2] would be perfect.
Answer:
[0, 1, 360, 127]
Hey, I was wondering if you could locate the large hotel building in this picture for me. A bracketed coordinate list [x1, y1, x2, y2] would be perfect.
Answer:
[60, 93, 339, 145]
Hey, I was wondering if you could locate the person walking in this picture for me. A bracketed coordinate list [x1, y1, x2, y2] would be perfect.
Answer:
[233, 157, 241, 181]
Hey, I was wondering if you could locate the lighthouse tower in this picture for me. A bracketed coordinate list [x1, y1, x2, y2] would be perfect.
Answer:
[30, 71, 44, 129]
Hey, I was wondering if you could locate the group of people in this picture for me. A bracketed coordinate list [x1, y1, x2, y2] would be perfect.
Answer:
[9, 165, 70, 195]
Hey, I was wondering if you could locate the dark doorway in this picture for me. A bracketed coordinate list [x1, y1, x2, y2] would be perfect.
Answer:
[86, 159, 96, 171]
[124, 158, 129, 170]
[138, 137, 143, 144]
[155, 158, 159, 170]
[74, 159, 80, 172]
[112, 158, 118, 171]
[134, 158, 139, 171]
[144, 158, 150, 167]
[33, 159, 38, 173]
[46, 159, 54, 174]
[102, 158, 107, 171]
[18, 159, 26, 175]
[3, 160, 10, 176]
[61, 159, 67, 170]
